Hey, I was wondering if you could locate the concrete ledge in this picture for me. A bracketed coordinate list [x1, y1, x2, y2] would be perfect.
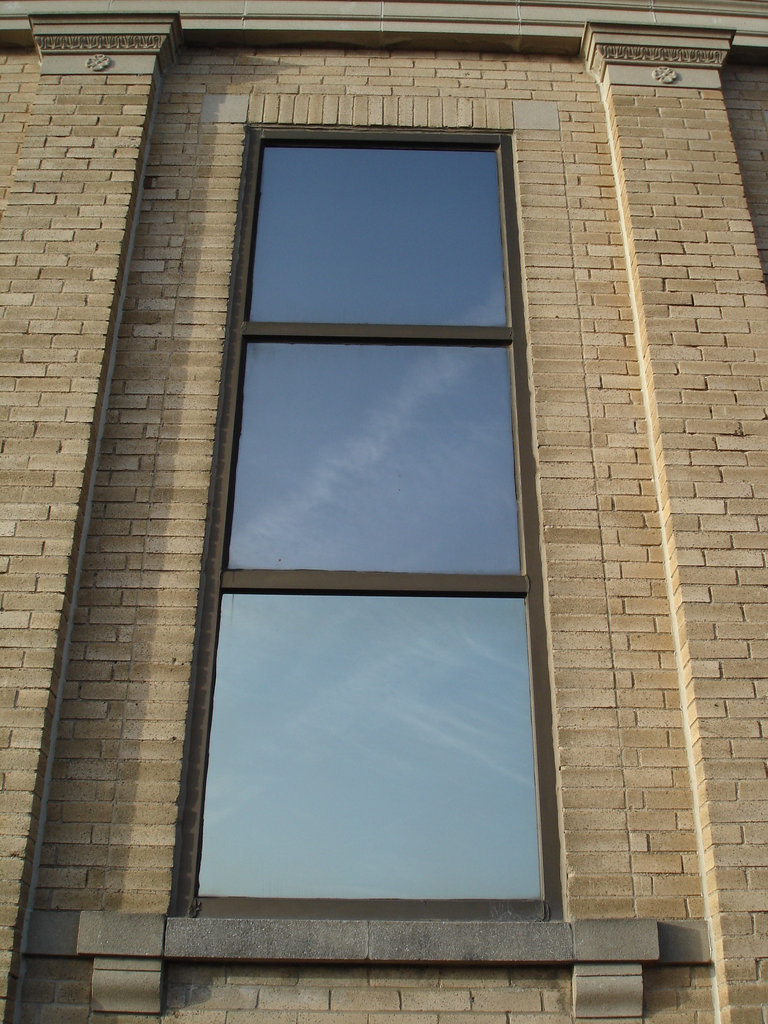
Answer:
[163, 918, 574, 963]
[25, 911, 711, 966]
[164, 918, 369, 961]
[368, 920, 573, 963]
[78, 912, 166, 958]
[657, 920, 710, 965]
[25, 911, 80, 957]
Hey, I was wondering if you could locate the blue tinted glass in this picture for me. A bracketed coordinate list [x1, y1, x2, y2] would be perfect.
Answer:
[250, 146, 506, 325]
[199, 594, 540, 900]
[227, 344, 520, 574]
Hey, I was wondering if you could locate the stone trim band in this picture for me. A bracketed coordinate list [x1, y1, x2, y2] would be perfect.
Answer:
[596, 43, 729, 67]
[35, 32, 167, 53]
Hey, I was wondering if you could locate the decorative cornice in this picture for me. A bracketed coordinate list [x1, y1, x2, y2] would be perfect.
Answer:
[35, 32, 167, 55]
[2, 2, 768, 57]
[596, 42, 729, 67]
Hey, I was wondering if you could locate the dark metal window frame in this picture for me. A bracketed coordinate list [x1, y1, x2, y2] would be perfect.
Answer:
[174, 128, 561, 923]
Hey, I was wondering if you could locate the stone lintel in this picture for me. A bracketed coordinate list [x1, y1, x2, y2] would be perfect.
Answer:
[30, 13, 181, 75]
[582, 22, 733, 88]
[572, 963, 644, 1020]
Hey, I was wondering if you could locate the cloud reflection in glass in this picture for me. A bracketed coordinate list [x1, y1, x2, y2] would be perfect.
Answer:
[199, 594, 540, 899]
[227, 344, 520, 575]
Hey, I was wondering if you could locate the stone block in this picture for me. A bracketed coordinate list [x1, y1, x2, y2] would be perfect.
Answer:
[201, 94, 249, 124]
[91, 956, 162, 1015]
[657, 920, 710, 964]
[164, 918, 368, 961]
[572, 919, 659, 963]
[367, 921, 573, 964]
[513, 100, 560, 131]
[77, 912, 165, 958]
[26, 911, 79, 957]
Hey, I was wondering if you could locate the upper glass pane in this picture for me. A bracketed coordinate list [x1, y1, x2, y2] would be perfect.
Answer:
[228, 344, 520, 574]
[199, 593, 540, 900]
[249, 146, 507, 325]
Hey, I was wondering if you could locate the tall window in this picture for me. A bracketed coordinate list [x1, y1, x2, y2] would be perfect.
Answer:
[181, 133, 558, 917]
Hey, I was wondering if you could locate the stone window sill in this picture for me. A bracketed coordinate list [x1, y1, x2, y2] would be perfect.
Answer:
[27, 910, 709, 967]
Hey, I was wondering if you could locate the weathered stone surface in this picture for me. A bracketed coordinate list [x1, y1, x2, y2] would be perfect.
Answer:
[573, 919, 659, 963]
[164, 918, 368, 961]
[91, 957, 163, 1014]
[78, 913, 165, 958]
[573, 963, 643, 1019]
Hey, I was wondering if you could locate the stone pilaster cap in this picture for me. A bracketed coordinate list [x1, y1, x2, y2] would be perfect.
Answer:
[582, 22, 733, 83]
[31, 14, 181, 74]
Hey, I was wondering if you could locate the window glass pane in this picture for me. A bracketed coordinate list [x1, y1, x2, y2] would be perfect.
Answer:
[249, 146, 506, 325]
[227, 344, 520, 575]
[199, 593, 540, 900]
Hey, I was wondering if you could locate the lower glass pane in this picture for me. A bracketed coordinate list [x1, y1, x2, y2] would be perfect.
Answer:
[199, 593, 540, 900]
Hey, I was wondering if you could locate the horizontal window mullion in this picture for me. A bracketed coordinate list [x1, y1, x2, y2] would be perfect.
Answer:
[241, 321, 514, 344]
[220, 569, 529, 595]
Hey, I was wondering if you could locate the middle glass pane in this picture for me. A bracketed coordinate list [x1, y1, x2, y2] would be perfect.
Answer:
[227, 344, 520, 574]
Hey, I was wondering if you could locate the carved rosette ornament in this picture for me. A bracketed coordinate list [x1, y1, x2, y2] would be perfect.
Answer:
[85, 53, 113, 72]
[652, 66, 679, 84]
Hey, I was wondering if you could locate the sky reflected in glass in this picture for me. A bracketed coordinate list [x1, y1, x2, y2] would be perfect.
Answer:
[228, 344, 520, 574]
[250, 146, 507, 325]
[199, 594, 540, 900]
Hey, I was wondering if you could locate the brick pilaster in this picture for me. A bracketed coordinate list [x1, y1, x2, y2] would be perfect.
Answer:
[0, 16, 178, 1020]
[585, 24, 768, 1022]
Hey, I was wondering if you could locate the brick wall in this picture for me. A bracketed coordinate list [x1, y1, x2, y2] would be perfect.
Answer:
[0, 50, 38, 228]
[162, 965, 573, 1024]
[29, 41, 704, 932]
[601, 78, 768, 1022]
[724, 66, 768, 289]
[0, 64, 157, 1018]
[5, 36, 768, 1024]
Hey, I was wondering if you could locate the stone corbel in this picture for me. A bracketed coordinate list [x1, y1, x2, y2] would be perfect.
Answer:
[573, 963, 644, 1020]
[582, 23, 733, 89]
[30, 13, 181, 76]
[571, 919, 651, 1020]
[77, 912, 165, 1016]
